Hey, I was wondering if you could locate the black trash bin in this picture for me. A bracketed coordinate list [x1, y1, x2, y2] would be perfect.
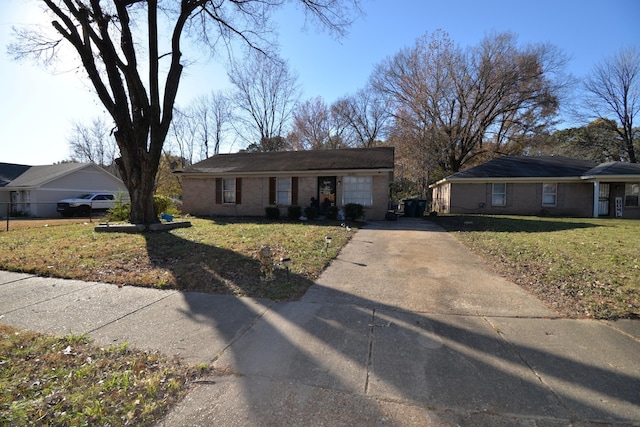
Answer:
[415, 200, 427, 218]
[403, 199, 416, 217]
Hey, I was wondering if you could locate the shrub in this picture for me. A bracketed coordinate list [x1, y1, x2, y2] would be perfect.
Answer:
[154, 195, 180, 216]
[265, 206, 280, 220]
[106, 192, 131, 221]
[327, 205, 339, 220]
[304, 206, 317, 220]
[344, 203, 364, 221]
[107, 194, 181, 222]
[287, 205, 302, 220]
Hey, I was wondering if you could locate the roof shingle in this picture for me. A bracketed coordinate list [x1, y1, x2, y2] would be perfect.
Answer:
[182, 147, 395, 175]
[449, 156, 597, 179]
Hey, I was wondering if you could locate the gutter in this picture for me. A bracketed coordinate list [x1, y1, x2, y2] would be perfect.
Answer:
[176, 168, 394, 178]
[429, 176, 585, 188]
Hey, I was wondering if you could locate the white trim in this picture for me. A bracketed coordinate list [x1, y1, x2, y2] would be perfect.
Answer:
[581, 175, 640, 182]
[542, 183, 557, 207]
[592, 181, 600, 218]
[491, 183, 507, 206]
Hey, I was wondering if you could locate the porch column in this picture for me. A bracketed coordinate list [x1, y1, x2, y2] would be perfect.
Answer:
[592, 181, 599, 218]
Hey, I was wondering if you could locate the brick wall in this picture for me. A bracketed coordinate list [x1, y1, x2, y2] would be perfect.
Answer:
[182, 172, 392, 220]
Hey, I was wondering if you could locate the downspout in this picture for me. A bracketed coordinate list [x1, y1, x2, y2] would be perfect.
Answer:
[592, 181, 599, 218]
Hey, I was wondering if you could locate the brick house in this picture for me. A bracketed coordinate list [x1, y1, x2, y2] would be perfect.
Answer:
[430, 156, 640, 219]
[179, 147, 394, 220]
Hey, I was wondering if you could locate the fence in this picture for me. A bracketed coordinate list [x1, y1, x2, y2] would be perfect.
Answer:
[1, 202, 104, 232]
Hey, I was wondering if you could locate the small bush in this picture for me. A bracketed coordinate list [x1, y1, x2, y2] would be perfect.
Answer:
[327, 206, 339, 220]
[265, 206, 280, 220]
[304, 206, 317, 220]
[287, 205, 302, 220]
[107, 192, 131, 222]
[344, 203, 364, 221]
[154, 195, 180, 216]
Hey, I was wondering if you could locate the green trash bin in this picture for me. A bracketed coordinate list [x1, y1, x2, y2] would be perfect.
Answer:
[415, 200, 427, 218]
[403, 199, 416, 217]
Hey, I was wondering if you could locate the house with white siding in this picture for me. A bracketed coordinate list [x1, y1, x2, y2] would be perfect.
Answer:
[0, 162, 127, 218]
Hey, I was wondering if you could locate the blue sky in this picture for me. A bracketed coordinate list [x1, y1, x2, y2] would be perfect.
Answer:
[1, 0, 639, 165]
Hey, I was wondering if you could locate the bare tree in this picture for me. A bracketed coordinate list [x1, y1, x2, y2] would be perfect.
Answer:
[169, 91, 234, 162]
[207, 91, 234, 156]
[9, 0, 360, 225]
[290, 97, 332, 149]
[583, 45, 640, 163]
[228, 51, 301, 150]
[168, 106, 198, 166]
[332, 86, 390, 147]
[289, 96, 355, 149]
[373, 30, 568, 175]
[68, 116, 119, 175]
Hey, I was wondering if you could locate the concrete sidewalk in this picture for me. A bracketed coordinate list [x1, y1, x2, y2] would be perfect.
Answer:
[1, 219, 639, 426]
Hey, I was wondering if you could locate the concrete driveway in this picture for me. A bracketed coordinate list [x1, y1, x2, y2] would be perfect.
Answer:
[1, 218, 639, 426]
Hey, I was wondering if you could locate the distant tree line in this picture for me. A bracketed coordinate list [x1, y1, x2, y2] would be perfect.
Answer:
[65, 26, 638, 202]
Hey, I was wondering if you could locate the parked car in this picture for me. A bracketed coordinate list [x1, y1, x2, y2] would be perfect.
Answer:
[56, 193, 116, 217]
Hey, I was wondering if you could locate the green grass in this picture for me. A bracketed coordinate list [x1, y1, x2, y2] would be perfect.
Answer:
[0, 217, 355, 301]
[0, 324, 209, 426]
[0, 217, 354, 424]
[430, 215, 640, 319]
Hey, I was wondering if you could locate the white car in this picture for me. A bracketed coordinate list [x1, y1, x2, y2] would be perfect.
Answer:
[56, 193, 116, 217]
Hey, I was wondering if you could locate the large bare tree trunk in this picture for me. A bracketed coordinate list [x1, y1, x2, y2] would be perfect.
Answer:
[13, 0, 361, 225]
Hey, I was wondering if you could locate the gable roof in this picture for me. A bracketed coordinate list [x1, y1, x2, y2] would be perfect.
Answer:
[431, 156, 640, 187]
[582, 161, 640, 178]
[0, 162, 122, 189]
[0, 163, 31, 187]
[5, 163, 92, 188]
[181, 147, 395, 175]
[449, 156, 597, 180]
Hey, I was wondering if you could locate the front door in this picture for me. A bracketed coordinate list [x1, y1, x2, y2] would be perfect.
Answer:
[598, 183, 610, 216]
[317, 176, 336, 214]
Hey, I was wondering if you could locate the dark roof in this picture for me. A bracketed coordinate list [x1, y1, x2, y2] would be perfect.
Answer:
[583, 161, 640, 177]
[0, 163, 31, 187]
[182, 147, 395, 174]
[448, 156, 597, 180]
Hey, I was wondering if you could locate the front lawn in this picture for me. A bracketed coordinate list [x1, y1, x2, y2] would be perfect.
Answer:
[0, 217, 354, 301]
[430, 215, 640, 319]
[0, 324, 208, 426]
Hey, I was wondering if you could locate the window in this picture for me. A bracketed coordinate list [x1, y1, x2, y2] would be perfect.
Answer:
[343, 176, 372, 206]
[492, 183, 506, 206]
[276, 177, 291, 205]
[625, 183, 640, 207]
[542, 183, 557, 206]
[222, 178, 236, 204]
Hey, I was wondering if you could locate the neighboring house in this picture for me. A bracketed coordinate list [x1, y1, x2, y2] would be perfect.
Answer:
[179, 147, 395, 220]
[430, 156, 640, 219]
[0, 162, 127, 218]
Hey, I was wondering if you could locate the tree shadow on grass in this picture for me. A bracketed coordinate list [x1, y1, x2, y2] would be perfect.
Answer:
[142, 229, 312, 300]
[430, 214, 604, 233]
[194, 215, 357, 229]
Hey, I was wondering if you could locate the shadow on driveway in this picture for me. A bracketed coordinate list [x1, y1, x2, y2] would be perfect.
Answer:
[148, 221, 639, 425]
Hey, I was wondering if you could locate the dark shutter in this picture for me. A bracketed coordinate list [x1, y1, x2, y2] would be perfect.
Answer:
[235, 178, 242, 205]
[269, 177, 276, 204]
[215, 178, 222, 204]
[291, 177, 298, 205]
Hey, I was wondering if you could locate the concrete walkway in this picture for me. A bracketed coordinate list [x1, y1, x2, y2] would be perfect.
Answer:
[1, 219, 639, 426]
